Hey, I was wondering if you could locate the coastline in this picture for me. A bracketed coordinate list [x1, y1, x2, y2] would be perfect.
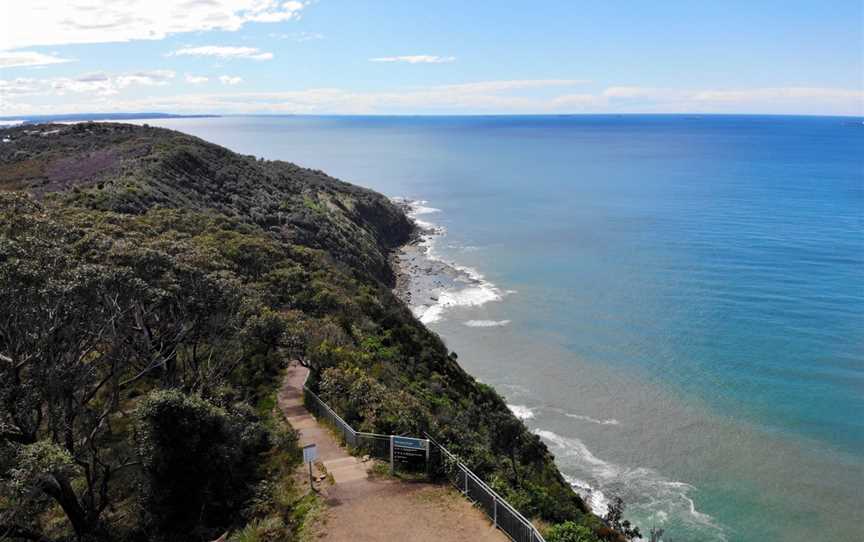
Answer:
[388, 198, 613, 517]
[120, 115, 863, 542]
[388, 198, 615, 515]
[390, 197, 509, 326]
[386, 197, 727, 538]
[386, 197, 863, 541]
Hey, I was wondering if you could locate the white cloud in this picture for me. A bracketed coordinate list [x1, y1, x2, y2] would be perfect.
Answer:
[435, 79, 589, 93]
[603, 86, 669, 99]
[185, 74, 209, 84]
[2, 78, 861, 117]
[691, 87, 864, 102]
[0, 78, 41, 96]
[1, 70, 175, 98]
[370, 55, 455, 64]
[170, 46, 273, 61]
[0, 1, 306, 50]
[0, 79, 585, 115]
[114, 70, 176, 88]
[0, 51, 74, 68]
[269, 31, 324, 42]
[600, 86, 864, 112]
[550, 93, 606, 109]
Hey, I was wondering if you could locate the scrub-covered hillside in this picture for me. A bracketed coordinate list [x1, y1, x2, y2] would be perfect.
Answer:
[0, 123, 603, 542]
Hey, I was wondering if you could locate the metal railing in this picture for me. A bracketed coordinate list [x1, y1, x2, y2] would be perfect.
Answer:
[302, 374, 546, 542]
[426, 433, 545, 542]
[302, 384, 392, 460]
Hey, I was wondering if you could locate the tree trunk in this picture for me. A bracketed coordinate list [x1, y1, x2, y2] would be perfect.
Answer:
[509, 450, 521, 486]
[41, 474, 92, 540]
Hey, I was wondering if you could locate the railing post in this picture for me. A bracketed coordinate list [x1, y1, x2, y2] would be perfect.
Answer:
[389, 435, 394, 475]
[463, 467, 468, 495]
[493, 495, 497, 527]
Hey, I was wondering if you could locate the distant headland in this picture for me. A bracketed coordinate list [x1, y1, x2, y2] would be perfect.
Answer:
[0, 112, 220, 125]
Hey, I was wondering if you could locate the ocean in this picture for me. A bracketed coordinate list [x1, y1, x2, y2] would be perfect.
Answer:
[138, 115, 863, 541]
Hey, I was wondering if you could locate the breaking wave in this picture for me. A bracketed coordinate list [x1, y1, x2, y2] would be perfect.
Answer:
[507, 404, 536, 420]
[565, 413, 621, 426]
[535, 429, 725, 539]
[396, 198, 509, 324]
[464, 319, 512, 327]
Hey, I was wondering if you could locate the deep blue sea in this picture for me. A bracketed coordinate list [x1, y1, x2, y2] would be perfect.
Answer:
[140, 115, 863, 541]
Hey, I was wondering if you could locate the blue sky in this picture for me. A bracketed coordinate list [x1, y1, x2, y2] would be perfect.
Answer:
[1, 0, 862, 116]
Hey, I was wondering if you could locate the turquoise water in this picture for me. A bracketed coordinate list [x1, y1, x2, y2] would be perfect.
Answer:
[141, 115, 863, 541]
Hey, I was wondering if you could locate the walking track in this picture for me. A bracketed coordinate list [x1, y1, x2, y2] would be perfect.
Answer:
[278, 362, 507, 542]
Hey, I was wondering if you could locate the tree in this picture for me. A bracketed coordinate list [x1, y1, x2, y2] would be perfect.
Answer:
[0, 209, 145, 539]
[604, 497, 641, 540]
[132, 390, 269, 539]
[491, 413, 529, 486]
[0, 198, 268, 540]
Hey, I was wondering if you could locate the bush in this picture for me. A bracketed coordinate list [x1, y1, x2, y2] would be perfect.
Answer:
[133, 389, 270, 539]
[546, 521, 601, 542]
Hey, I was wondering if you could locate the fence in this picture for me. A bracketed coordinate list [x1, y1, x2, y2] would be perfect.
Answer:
[302, 376, 546, 542]
[302, 383, 392, 461]
[426, 433, 545, 542]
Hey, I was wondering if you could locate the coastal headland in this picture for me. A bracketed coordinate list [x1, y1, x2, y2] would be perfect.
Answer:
[0, 122, 610, 542]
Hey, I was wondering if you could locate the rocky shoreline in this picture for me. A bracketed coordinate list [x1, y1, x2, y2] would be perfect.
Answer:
[389, 198, 460, 321]
[389, 197, 506, 325]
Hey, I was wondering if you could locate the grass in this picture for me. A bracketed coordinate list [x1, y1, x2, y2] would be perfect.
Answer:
[369, 461, 392, 479]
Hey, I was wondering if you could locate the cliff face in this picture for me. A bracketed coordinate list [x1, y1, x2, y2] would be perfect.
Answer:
[0, 123, 592, 540]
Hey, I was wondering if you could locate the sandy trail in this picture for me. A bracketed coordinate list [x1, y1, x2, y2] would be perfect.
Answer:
[278, 363, 506, 541]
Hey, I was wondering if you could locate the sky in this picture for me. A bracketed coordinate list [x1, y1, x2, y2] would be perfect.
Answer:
[0, 0, 862, 117]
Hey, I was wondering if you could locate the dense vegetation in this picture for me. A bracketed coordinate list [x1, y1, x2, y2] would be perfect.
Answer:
[0, 123, 612, 541]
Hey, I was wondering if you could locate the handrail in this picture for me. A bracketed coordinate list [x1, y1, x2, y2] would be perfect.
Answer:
[312, 391, 354, 434]
[425, 432, 545, 541]
[299, 365, 545, 542]
[355, 431, 391, 439]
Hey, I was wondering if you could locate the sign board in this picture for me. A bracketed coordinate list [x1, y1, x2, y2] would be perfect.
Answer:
[391, 436, 429, 473]
[393, 436, 428, 451]
[302, 444, 318, 464]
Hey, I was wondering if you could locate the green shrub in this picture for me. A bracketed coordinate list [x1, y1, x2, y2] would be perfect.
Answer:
[546, 521, 601, 542]
[132, 389, 270, 539]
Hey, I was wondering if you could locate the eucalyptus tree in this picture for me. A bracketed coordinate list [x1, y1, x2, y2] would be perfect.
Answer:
[0, 196, 269, 540]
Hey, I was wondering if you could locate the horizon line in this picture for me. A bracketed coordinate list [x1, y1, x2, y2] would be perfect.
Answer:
[2, 112, 863, 121]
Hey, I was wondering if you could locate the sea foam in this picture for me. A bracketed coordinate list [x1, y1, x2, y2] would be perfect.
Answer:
[507, 404, 535, 420]
[534, 429, 725, 536]
[410, 202, 442, 216]
[465, 319, 512, 327]
[400, 199, 509, 324]
[565, 413, 621, 426]
[564, 474, 611, 515]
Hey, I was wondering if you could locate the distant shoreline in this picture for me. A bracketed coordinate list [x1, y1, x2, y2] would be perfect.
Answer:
[0, 113, 220, 125]
[2, 113, 861, 124]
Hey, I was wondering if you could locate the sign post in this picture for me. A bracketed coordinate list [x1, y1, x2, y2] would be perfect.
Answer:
[390, 436, 429, 475]
[302, 443, 318, 491]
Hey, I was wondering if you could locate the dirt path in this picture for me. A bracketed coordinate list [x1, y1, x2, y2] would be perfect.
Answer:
[278, 363, 507, 542]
